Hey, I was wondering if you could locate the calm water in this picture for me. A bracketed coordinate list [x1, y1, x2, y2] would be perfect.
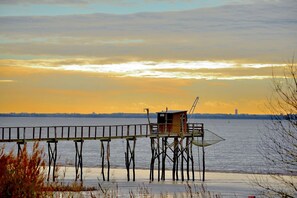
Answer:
[0, 117, 270, 174]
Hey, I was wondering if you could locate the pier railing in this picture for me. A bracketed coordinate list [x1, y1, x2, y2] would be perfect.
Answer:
[0, 123, 203, 142]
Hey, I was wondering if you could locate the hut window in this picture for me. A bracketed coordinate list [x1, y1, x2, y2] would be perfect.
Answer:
[158, 113, 173, 124]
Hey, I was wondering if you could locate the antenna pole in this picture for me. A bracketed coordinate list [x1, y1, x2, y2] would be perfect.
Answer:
[188, 97, 199, 121]
[144, 108, 151, 125]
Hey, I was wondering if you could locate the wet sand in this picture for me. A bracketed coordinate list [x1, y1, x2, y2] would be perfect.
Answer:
[48, 166, 285, 197]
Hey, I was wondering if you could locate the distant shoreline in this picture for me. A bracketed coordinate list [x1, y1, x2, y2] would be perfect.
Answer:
[0, 113, 276, 120]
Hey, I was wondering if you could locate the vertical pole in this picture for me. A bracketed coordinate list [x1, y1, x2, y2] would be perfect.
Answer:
[23, 128, 26, 141]
[191, 137, 195, 181]
[101, 140, 105, 181]
[17, 142, 21, 156]
[47, 140, 58, 182]
[186, 137, 190, 180]
[125, 138, 136, 181]
[75, 142, 78, 179]
[161, 137, 167, 181]
[80, 140, 83, 182]
[67, 127, 70, 140]
[132, 138, 136, 181]
[202, 134, 205, 182]
[172, 138, 175, 181]
[17, 141, 26, 157]
[172, 137, 178, 181]
[54, 141, 57, 180]
[100, 140, 111, 181]
[107, 140, 110, 181]
[54, 127, 57, 139]
[17, 127, 20, 139]
[181, 138, 184, 181]
[157, 137, 160, 181]
[125, 139, 130, 181]
[176, 138, 179, 181]
[50, 141, 55, 181]
[150, 137, 155, 181]
[74, 140, 83, 181]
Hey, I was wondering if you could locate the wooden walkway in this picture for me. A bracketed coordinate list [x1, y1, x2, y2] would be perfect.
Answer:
[0, 123, 205, 182]
[0, 123, 203, 142]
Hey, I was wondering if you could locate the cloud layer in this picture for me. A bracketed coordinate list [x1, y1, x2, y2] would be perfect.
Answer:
[0, 59, 286, 80]
[0, 0, 296, 114]
[0, 0, 296, 62]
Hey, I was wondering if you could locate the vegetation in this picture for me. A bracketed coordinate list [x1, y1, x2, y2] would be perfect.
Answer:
[0, 143, 95, 197]
[254, 60, 297, 197]
[0, 142, 46, 197]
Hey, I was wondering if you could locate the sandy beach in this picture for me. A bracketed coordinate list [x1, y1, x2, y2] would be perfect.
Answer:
[49, 166, 289, 197]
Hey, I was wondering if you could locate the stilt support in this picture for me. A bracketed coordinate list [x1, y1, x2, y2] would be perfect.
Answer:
[17, 141, 26, 156]
[172, 136, 195, 181]
[125, 137, 136, 181]
[183, 137, 194, 181]
[47, 140, 58, 182]
[150, 136, 196, 182]
[180, 138, 184, 181]
[161, 137, 168, 181]
[189, 137, 195, 181]
[149, 137, 161, 181]
[74, 140, 84, 181]
[202, 134, 205, 182]
[100, 139, 111, 181]
[172, 137, 179, 181]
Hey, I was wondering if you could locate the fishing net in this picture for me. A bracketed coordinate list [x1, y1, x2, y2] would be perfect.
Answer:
[192, 129, 224, 147]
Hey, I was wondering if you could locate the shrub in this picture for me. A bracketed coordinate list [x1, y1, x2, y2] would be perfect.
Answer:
[0, 142, 46, 198]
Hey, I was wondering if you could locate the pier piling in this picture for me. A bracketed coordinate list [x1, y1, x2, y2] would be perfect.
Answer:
[17, 141, 26, 156]
[125, 137, 136, 181]
[100, 139, 111, 181]
[47, 140, 58, 181]
[74, 140, 84, 181]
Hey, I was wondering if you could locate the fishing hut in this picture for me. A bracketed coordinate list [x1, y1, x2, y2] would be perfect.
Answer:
[149, 109, 204, 181]
[156, 110, 187, 134]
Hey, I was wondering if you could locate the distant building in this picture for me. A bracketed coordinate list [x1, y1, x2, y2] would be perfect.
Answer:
[235, 109, 238, 115]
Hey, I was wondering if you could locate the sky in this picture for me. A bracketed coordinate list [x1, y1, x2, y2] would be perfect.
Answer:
[0, 0, 296, 114]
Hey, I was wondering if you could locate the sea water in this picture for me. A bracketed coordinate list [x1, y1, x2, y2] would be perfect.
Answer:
[0, 117, 270, 174]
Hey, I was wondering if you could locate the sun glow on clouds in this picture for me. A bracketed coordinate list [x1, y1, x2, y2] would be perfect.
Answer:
[25, 61, 285, 80]
[0, 80, 15, 83]
[241, 64, 284, 69]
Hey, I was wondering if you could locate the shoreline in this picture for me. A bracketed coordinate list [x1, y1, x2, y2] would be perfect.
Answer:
[58, 164, 295, 176]
[49, 166, 296, 197]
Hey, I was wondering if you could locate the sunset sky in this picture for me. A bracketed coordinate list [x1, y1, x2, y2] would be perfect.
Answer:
[0, 0, 296, 114]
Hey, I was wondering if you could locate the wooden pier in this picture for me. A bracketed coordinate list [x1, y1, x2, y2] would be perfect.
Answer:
[0, 122, 205, 182]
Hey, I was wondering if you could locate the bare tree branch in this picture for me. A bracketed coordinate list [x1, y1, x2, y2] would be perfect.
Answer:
[254, 59, 297, 197]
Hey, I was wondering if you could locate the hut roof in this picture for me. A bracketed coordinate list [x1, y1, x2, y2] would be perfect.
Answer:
[156, 110, 187, 114]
